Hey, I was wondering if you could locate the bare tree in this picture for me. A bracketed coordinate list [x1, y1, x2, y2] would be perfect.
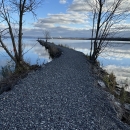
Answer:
[44, 30, 50, 43]
[0, 0, 42, 70]
[87, 0, 130, 62]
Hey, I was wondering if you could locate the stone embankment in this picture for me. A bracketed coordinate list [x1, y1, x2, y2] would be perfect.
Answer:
[0, 40, 129, 129]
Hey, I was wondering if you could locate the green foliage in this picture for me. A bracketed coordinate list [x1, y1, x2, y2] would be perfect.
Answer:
[103, 72, 116, 93]
[120, 88, 128, 103]
[103, 72, 130, 104]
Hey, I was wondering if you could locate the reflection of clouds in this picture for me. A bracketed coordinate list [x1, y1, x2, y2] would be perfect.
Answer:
[33, 46, 51, 61]
[1, 39, 130, 84]
[51, 40, 130, 60]
[0, 48, 3, 51]
[100, 45, 130, 60]
[23, 45, 51, 64]
[50, 39, 91, 50]
[0, 58, 10, 67]
[0, 39, 51, 66]
[22, 42, 51, 61]
[104, 65, 130, 91]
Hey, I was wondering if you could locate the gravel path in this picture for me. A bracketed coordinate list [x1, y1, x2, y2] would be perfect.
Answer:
[0, 45, 129, 130]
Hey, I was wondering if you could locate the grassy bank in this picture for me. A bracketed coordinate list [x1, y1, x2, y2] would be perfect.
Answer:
[0, 62, 41, 94]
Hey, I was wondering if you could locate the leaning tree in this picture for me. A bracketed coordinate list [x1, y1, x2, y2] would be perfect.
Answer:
[0, 0, 42, 70]
[86, 0, 130, 62]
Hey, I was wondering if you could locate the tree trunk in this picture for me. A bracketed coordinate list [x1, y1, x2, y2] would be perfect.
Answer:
[15, 60, 30, 72]
[18, 0, 26, 62]
[18, 12, 23, 62]
[90, 1, 103, 62]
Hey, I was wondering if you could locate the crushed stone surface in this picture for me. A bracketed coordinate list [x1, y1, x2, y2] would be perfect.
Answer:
[0, 45, 129, 130]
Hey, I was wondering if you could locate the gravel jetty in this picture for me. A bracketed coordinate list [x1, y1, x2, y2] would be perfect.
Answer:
[0, 43, 129, 130]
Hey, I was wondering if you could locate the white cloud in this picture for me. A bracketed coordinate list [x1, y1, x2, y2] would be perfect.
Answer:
[0, 23, 130, 39]
[34, 12, 87, 27]
[21, 26, 92, 38]
[59, 0, 67, 4]
[1, 0, 130, 38]
[32, 11, 90, 37]
[112, 22, 130, 31]
[69, 0, 130, 12]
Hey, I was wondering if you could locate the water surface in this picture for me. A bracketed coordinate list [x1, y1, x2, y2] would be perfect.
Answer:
[0, 38, 130, 91]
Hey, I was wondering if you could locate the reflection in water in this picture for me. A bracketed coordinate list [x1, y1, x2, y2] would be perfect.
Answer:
[0, 38, 130, 91]
[0, 39, 51, 67]
[104, 65, 130, 91]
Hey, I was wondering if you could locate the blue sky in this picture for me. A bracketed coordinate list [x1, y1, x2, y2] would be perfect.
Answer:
[40, 0, 72, 16]
[1, 0, 130, 38]
[22, 0, 92, 38]
[25, 0, 73, 27]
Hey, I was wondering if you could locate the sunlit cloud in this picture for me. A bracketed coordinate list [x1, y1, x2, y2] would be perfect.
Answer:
[69, 0, 130, 12]
[0, 0, 130, 38]
[59, 0, 67, 4]
[68, 0, 130, 37]
[34, 12, 87, 27]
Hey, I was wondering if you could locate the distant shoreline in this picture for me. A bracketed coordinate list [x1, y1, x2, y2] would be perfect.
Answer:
[38, 37, 130, 42]
[3, 36, 130, 42]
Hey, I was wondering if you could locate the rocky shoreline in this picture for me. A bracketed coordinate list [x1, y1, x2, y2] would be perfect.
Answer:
[88, 61, 130, 125]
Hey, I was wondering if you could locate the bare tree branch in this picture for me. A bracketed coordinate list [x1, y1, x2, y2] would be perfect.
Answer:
[0, 0, 43, 69]
[87, 0, 130, 62]
[44, 30, 51, 43]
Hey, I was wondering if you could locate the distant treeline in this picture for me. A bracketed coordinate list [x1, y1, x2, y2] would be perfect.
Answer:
[39, 37, 130, 41]
[88, 37, 130, 41]
[3, 35, 130, 41]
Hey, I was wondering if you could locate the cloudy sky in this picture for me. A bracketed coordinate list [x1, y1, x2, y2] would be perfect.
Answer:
[1, 0, 130, 38]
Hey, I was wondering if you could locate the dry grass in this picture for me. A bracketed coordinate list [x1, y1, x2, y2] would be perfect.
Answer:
[0, 64, 41, 94]
[48, 45, 61, 58]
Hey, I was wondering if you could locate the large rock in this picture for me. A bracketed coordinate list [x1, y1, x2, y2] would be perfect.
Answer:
[98, 80, 106, 89]
[107, 93, 124, 120]
[125, 103, 130, 111]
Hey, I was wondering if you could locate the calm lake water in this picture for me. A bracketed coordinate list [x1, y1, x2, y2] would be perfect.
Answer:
[0, 38, 130, 91]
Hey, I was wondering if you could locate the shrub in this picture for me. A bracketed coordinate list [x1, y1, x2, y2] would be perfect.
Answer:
[103, 72, 116, 93]
[0, 63, 14, 78]
[120, 88, 127, 103]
